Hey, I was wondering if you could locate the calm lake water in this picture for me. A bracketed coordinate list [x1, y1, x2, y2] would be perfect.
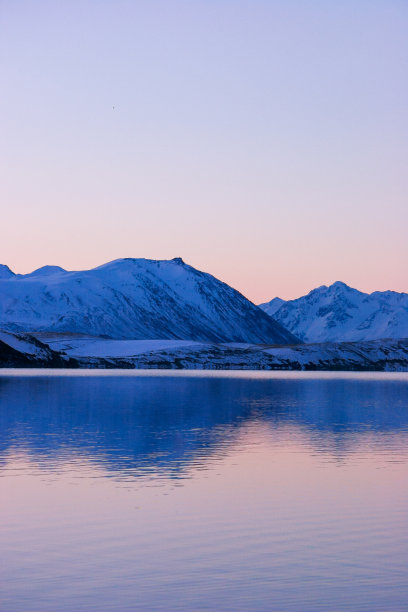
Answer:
[1, 371, 408, 611]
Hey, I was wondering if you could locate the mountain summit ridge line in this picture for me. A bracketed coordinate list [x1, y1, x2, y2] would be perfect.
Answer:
[260, 281, 408, 342]
[0, 257, 298, 344]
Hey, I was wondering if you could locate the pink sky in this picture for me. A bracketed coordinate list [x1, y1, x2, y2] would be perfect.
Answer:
[1, 1, 407, 303]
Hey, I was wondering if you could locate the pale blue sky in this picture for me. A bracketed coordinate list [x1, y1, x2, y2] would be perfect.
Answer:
[1, 0, 407, 301]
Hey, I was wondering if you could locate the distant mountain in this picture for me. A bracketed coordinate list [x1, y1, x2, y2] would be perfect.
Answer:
[259, 281, 408, 342]
[0, 257, 298, 344]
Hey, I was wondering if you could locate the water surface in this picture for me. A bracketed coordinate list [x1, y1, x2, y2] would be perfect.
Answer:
[1, 371, 408, 611]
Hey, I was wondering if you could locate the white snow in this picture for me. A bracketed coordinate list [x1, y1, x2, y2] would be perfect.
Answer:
[3, 329, 408, 371]
[260, 281, 408, 342]
[0, 265, 14, 279]
[0, 330, 45, 357]
[0, 257, 295, 344]
[41, 336, 204, 358]
[261, 297, 285, 317]
[40, 335, 408, 371]
[23, 265, 67, 278]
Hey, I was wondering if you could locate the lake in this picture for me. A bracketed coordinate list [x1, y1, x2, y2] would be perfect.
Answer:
[1, 371, 408, 611]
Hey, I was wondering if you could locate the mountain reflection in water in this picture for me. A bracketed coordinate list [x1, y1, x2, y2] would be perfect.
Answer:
[1, 373, 408, 478]
[1, 372, 408, 612]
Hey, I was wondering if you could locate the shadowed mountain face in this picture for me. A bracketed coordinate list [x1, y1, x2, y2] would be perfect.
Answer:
[260, 281, 408, 342]
[1, 374, 408, 478]
[0, 258, 297, 344]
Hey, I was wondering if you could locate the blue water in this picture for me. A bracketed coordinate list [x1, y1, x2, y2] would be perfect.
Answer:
[1, 371, 408, 611]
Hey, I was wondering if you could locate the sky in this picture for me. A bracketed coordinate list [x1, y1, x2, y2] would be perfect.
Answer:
[1, 0, 407, 303]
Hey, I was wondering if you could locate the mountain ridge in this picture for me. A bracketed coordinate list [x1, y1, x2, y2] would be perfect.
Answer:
[0, 257, 298, 344]
[260, 281, 408, 342]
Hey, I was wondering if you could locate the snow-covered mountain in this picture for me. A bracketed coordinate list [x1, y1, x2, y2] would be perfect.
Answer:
[260, 281, 408, 342]
[0, 257, 298, 344]
[0, 265, 14, 279]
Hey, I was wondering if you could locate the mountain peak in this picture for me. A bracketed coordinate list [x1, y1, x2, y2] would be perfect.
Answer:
[0, 257, 297, 344]
[258, 296, 285, 317]
[309, 281, 351, 294]
[95, 257, 187, 271]
[329, 281, 352, 291]
[260, 282, 408, 343]
[0, 265, 15, 279]
[25, 265, 67, 278]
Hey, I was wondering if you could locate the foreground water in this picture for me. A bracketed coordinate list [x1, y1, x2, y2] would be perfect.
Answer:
[1, 371, 408, 611]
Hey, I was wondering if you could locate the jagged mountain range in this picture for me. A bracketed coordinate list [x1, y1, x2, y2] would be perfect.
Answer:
[0, 258, 297, 344]
[260, 281, 408, 343]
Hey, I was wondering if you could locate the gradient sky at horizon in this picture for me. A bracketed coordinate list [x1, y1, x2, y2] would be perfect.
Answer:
[1, 0, 407, 303]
